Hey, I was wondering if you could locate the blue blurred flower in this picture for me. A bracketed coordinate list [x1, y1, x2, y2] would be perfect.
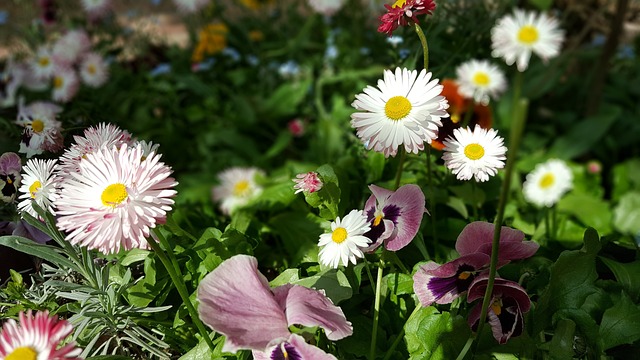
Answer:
[399, 48, 411, 59]
[617, 44, 635, 59]
[591, 34, 606, 47]
[386, 35, 403, 47]
[325, 45, 338, 60]
[0, 11, 8, 25]
[278, 60, 300, 78]
[222, 47, 241, 62]
[150, 0, 162, 5]
[150, 63, 171, 77]
[192, 58, 216, 72]
[246, 55, 259, 66]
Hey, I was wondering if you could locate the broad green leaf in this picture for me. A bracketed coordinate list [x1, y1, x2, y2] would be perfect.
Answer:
[260, 80, 312, 118]
[551, 309, 602, 355]
[366, 152, 386, 184]
[315, 164, 341, 220]
[600, 293, 640, 350]
[120, 248, 150, 266]
[528, 0, 553, 10]
[611, 159, 640, 201]
[385, 272, 414, 296]
[293, 269, 352, 304]
[557, 193, 612, 235]
[268, 212, 323, 262]
[446, 197, 468, 219]
[405, 306, 470, 360]
[549, 319, 576, 360]
[269, 268, 300, 287]
[0, 236, 78, 272]
[87, 356, 133, 360]
[599, 257, 640, 301]
[613, 192, 640, 235]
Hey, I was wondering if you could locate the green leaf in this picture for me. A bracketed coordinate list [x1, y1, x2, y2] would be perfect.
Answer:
[549, 319, 576, 360]
[86, 356, 133, 360]
[0, 236, 78, 272]
[557, 193, 612, 235]
[599, 257, 640, 301]
[315, 164, 341, 220]
[120, 248, 150, 266]
[600, 293, 640, 350]
[366, 152, 386, 184]
[527, 0, 553, 10]
[259, 80, 312, 118]
[613, 191, 640, 235]
[549, 104, 620, 160]
[269, 212, 323, 262]
[446, 197, 468, 219]
[405, 306, 470, 359]
[293, 269, 352, 304]
[612, 159, 640, 202]
[269, 268, 300, 287]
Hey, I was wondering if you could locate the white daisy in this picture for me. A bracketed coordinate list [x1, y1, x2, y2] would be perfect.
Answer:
[318, 209, 371, 268]
[51, 66, 79, 103]
[31, 46, 55, 80]
[59, 123, 132, 174]
[55, 143, 177, 254]
[491, 9, 564, 72]
[52, 29, 91, 66]
[307, 0, 345, 16]
[350, 67, 449, 158]
[79, 52, 109, 88]
[17, 158, 59, 218]
[455, 59, 507, 105]
[81, 0, 112, 19]
[135, 139, 160, 161]
[523, 159, 573, 207]
[442, 126, 507, 182]
[172, 0, 211, 13]
[211, 167, 264, 215]
[16, 101, 64, 158]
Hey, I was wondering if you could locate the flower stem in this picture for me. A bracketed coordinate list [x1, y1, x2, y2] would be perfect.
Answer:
[147, 230, 216, 352]
[394, 147, 406, 190]
[370, 257, 385, 360]
[472, 71, 528, 351]
[414, 23, 429, 71]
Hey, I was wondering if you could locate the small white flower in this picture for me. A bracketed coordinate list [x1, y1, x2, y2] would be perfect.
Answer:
[16, 101, 64, 158]
[51, 66, 79, 103]
[318, 209, 371, 268]
[31, 46, 54, 80]
[79, 52, 109, 88]
[491, 9, 564, 71]
[212, 167, 264, 215]
[307, 0, 346, 16]
[455, 59, 507, 105]
[52, 29, 91, 66]
[351, 67, 449, 158]
[523, 159, 573, 207]
[17, 158, 59, 218]
[442, 126, 507, 182]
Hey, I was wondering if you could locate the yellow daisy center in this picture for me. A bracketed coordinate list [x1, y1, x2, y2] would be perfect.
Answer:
[101, 183, 128, 208]
[29, 180, 42, 199]
[539, 173, 555, 189]
[31, 119, 45, 133]
[88, 64, 97, 75]
[491, 298, 503, 316]
[472, 72, 490, 86]
[392, 0, 407, 7]
[6, 346, 38, 360]
[373, 214, 383, 226]
[385, 96, 412, 121]
[464, 143, 485, 160]
[38, 57, 50, 67]
[233, 180, 250, 196]
[331, 227, 348, 244]
[53, 76, 63, 89]
[518, 25, 539, 45]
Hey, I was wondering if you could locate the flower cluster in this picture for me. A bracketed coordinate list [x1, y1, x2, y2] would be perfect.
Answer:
[14, 123, 177, 254]
[413, 222, 539, 343]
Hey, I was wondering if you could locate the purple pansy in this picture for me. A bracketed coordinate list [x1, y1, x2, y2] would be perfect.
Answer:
[456, 221, 539, 264]
[197, 255, 352, 356]
[362, 184, 426, 251]
[0, 152, 21, 203]
[467, 274, 532, 344]
[413, 253, 490, 307]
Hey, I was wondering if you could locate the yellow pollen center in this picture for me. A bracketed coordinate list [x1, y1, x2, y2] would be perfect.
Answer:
[539, 173, 555, 189]
[331, 227, 348, 244]
[101, 183, 128, 208]
[31, 119, 45, 133]
[491, 299, 502, 316]
[88, 64, 97, 75]
[385, 96, 412, 120]
[464, 143, 485, 160]
[392, 0, 407, 7]
[53, 76, 63, 89]
[38, 57, 50, 67]
[6, 346, 38, 360]
[472, 72, 490, 86]
[518, 25, 539, 45]
[29, 180, 42, 199]
[458, 271, 471, 280]
[233, 180, 250, 196]
[373, 214, 383, 227]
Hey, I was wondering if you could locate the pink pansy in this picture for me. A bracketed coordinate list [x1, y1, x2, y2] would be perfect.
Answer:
[0, 152, 22, 203]
[467, 274, 532, 344]
[362, 184, 426, 251]
[455, 221, 539, 264]
[378, 0, 436, 36]
[197, 255, 352, 356]
[293, 171, 323, 194]
[413, 253, 490, 307]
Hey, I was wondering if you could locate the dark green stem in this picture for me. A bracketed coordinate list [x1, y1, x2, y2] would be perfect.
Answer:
[414, 23, 429, 71]
[370, 257, 385, 360]
[147, 230, 216, 352]
[394, 147, 406, 190]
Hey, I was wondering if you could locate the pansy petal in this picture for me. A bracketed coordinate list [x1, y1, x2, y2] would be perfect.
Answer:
[197, 255, 291, 353]
[467, 274, 531, 313]
[0, 152, 21, 175]
[476, 241, 539, 263]
[363, 218, 394, 252]
[252, 334, 337, 360]
[368, 184, 394, 202]
[273, 284, 353, 341]
[455, 221, 525, 257]
[384, 184, 426, 250]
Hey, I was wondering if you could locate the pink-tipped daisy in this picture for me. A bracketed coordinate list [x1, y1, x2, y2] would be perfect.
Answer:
[59, 123, 132, 174]
[442, 126, 507, 182]
[52, 29, 91, 66]
[79, 52, 109, 88]
[16, 101, 64, 158]
[17, 158, 59, 218]
[0, 310, 82, 360]
[55, 143, 177, 254]
[292, 171, 323, 194]
[351, 67, 449, 158]
[51, 66, 79, 103]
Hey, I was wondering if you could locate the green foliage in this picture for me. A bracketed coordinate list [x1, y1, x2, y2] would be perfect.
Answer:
[405, 307, 471, 360]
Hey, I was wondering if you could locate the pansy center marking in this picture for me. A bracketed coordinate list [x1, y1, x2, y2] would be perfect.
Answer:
[518, 25, 539, 45]
[458, 271, 472, 280]
[491, 298, 503, 316]
[102, 183, 128, 207]
[331, 227, 348, 244]
[385, 96, 412, 120]
[464, 143, 485, 160]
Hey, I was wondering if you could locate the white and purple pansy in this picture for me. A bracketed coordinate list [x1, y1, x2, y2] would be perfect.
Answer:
[466, 274, 532, 344]
[362, 184, 427, 252]
[0, 152, 21, 203]
[196, 255, 352, 358]
[455, 221, 539, 264]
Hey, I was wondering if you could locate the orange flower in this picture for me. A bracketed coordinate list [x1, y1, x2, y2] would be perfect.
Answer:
[192, 23, 229, 63]
[432, 79, 493, 151]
